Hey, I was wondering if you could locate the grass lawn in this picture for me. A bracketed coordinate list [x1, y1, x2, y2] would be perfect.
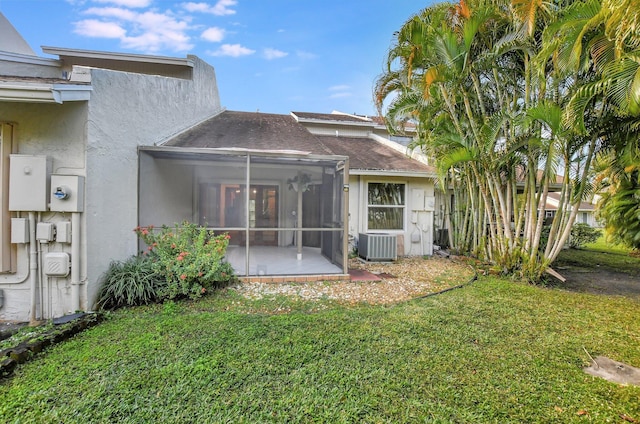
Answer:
[555, 235, 640, 275]
[1, 277, 639, 423]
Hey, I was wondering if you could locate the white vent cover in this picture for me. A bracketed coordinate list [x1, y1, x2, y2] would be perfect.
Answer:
[44, 252, 70, 277]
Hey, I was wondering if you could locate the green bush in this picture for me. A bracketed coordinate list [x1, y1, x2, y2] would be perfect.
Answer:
[135, 222, 235, 300]
[569, 223, 601, 249]
[97, 256, 164, 309]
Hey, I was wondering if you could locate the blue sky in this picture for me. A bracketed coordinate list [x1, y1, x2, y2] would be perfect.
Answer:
[0, 0, 432, 115]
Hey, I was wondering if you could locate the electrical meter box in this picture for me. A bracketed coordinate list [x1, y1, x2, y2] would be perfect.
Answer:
[9, 155, 49, 211]
[49, 175, 84, 212]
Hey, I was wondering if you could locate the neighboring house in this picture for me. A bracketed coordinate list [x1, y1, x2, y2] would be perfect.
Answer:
[0, 13, 222, 322]
[542, 192, 599, 227]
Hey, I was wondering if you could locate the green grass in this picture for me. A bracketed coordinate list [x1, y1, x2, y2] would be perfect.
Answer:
[1, 279, 639, 423]
[555, 235, 640, 275]
[585, 234, 635, 255]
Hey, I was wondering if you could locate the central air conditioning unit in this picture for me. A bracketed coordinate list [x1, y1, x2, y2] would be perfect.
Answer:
[358, 233, 397, 261]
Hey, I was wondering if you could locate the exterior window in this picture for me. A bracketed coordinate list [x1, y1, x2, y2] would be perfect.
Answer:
[367, 182, 405, 230]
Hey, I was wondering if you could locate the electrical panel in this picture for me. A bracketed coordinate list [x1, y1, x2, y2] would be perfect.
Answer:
[49, 175, 84, 212]
[10, 218, 29, 244]
[44, 252, 70, 277]
[9, 155, 49, 211]
[56, 221, 72, 243]
[411, 189, 425, 211]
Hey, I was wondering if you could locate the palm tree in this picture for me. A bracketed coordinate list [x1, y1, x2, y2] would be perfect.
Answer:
[375, 0, 611, 281]
[541, 0, 640, 250]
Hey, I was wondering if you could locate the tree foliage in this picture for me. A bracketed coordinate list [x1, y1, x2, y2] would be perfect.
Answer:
[375, 0, 639, 280]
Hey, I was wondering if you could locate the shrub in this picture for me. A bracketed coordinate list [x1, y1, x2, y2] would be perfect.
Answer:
[135, 222, 235, 300]
[97, 256, 164, 310]
[569, 223, 601, 249]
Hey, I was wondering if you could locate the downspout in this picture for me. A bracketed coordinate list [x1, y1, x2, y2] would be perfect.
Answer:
[28, 211, 39, 325]
[71, 211, 81, 312]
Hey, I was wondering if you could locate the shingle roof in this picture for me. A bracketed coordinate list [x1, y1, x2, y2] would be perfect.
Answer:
[164, 110, 435, 174]
[546, 192, 595, 211]
[165, 110, 334, 155]
[318, 135, 435, 173]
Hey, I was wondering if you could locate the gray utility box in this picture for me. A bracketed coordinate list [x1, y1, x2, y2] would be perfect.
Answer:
[358, 233, 397, 261]
[9, 155, 49, 212]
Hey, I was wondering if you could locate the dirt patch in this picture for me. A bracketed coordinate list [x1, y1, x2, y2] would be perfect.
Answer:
[552, 266, 640, 298]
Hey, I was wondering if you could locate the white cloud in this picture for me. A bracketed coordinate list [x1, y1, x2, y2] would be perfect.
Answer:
[93, 0, 152, 7]
[74, 19, 127, 38]
[263, 48, 287, 60]
[208, 44, 255, 57]
[182, 0, 237, 16]
[83, 7, 137, 20]
[329, 92, 353, 99]
[328, 85, 352, 99]
[77, 8, 194, 52]
[129, 12, 193, 51]
[201, 27, 225, 42]
[296, 50, 317, 60]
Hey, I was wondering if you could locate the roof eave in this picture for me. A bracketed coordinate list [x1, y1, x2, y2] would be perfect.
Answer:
[42, 46, 194, 68]
[349, 169, 436, 178]
[0, 82, 91, 103]
[0, 50, 61, 67]
[139, 145, 349, 163]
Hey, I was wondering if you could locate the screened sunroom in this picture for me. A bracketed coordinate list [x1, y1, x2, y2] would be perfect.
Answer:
[138, 146, 349, 279]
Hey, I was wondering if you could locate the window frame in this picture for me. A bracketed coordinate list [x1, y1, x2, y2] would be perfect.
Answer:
[365, 181, 406, 232]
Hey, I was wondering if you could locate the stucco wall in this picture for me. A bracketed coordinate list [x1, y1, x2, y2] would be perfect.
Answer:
[0, 101, 87, 320]
[84, 57, 222, 309]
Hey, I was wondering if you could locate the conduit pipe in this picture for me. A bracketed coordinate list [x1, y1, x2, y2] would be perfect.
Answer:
[71, 212, 81, 312]
[28, 211, 39, 325]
